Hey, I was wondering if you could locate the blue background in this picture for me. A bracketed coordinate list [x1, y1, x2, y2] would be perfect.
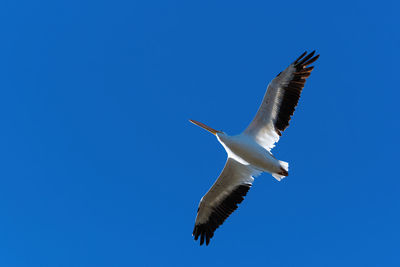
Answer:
[1, 0, 399, 266]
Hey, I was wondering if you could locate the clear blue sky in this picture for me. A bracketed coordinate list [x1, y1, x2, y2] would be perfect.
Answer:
[0, 0, 399, 266]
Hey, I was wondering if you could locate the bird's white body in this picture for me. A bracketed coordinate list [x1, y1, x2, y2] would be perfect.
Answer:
[216, 133, 283, 176]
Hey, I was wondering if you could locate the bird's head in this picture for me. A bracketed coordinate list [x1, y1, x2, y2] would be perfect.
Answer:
[189, 119, 224, 137]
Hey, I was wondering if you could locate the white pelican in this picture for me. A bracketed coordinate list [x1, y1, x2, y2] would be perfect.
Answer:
[190, 51, 319, 246]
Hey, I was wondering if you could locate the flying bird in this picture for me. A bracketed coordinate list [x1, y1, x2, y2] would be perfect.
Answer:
[190, 51, 319, 246]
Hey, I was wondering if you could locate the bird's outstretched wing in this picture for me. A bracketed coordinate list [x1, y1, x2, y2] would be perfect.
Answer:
[243, 51, 319, 151]
[193, 158, 261, 246]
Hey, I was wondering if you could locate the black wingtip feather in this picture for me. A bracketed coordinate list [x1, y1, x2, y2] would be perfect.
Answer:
[200, 232, 205, 245]
[303, 54, 319, 66]
[206, 232, 210, 245]
[296, 51, 315, 66]
[293, 51, 307, 64]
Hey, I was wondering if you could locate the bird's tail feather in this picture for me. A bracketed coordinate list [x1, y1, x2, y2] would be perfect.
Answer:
[272, 160, 289, 181]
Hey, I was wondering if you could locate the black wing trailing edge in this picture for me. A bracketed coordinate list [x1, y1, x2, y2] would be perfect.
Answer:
[192, 184, 252, 246]
[274, 51, 319, 135]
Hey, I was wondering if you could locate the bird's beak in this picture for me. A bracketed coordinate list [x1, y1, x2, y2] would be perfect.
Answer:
[189, 119, 221, 135]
